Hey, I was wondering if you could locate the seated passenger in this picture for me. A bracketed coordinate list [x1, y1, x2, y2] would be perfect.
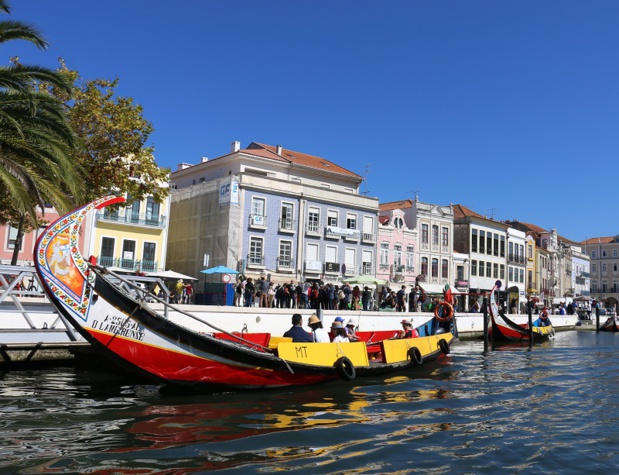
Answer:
[283, 313, 312, 342]
[396, 319, 419, 339]
[345, 317, 359, 341]
[307, 314, 330, 342]
[331, 322, 350, 343]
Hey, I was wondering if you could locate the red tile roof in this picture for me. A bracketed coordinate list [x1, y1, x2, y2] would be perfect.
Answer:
[452, 204, 485, 220]
[247, 142, 361, 179]
[379, 199, 414, 211]
[581, 236, 616, 245]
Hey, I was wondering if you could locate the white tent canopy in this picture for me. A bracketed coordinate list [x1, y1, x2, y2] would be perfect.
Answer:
[148, 270, 198, 281]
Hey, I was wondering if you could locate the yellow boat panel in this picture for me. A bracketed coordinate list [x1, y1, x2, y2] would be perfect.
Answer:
[277, 341, 370, 367]
[381, 334, 452, 364]
[268, 336, 292, 349]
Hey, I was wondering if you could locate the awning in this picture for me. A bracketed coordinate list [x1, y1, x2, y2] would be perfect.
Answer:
[419, 283, 447, 294]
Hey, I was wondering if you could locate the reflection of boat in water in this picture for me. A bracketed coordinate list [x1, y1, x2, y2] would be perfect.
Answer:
[488, 280, 554, 342]
[35, 196, 457, 391]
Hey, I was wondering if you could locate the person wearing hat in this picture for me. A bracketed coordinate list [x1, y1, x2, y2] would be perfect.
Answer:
[307, 314, 330, 342]
[395, 319, 419, 339]
[345, 317, 359, 342]
[331, 322, 350, 343]
[283, 314, 312, 342]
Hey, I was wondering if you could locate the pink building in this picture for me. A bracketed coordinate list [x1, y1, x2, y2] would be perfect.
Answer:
[377, 200, 418, 286]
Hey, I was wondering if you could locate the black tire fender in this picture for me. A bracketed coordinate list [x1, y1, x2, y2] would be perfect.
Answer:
[438, 338, 450, 355]
[407, 347, 423, 365]
[335, 356, 356, 381]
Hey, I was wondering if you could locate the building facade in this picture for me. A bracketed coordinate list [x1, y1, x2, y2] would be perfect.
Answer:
[582, 236, 618, 309]
[377, 200, 418, 285]
[168, 142, 379, 284]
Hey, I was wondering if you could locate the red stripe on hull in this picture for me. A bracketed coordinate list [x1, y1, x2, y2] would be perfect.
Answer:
[87, 331, 336, 388]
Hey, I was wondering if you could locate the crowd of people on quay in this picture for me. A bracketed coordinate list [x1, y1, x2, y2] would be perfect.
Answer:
[232, 277, 454, 313]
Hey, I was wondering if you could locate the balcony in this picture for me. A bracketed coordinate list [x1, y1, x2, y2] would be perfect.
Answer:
[360, 263, 373, 275]
[97, 211, 166, 228]
[97, 256, 158, 272]
[306, 222, 321, 236]
[246, 255, 265, 268]
[362, 232, 375, 244]
[276, 257, 295, 272]
[278, 218, 296, 233]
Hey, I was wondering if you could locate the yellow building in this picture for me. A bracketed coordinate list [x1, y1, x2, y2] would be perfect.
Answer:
[86, 194, 171, 273]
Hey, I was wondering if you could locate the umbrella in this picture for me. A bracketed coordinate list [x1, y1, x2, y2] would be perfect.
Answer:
[200, 265, 240, 275]
[148, 270, 198, 281]
[342, 275, 387, 285]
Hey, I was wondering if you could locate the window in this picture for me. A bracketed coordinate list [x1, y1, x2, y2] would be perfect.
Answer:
[307, 207, 320, 233]
[100, 237, 115, 267]
[326, 245, 337, 267]
[406, 245, 415, 272]
[602, 250, 607, 258]
[327, 209, 338, 226]
[528, 244, 533, 259]
[362, 250, 373, 274]
[249, 237, 264, 266]
[486, 262, 492, 278]
[602, 263, 607, 273]
[421, 224, 429, 244]
[345, 248, 356, 275]
[478, 260, 484, 277]
[394, 217, 404, 229]
[280, 202, 294, 230]
[421, 257, 428, 276]
[380, 243, 389, 267]
[493, 263, 498, 279]
[442, 259, 448, 278]
[500, 264, 505, 279]
[7, 226, 21, 251]
[278, 240, 293, 268]
[346, 213, 357, 230]
[509, 266, 514, 282]
[442, 227, 449, 247]
[252, 197, 265, 216]
[394, 244, 402, 269]
[509, 242, 513, 260]
[614, 250, 618, 258]
[479, 231, 485, 254]
[431, 258, 439, 277]
[363, 216, 375, 240]
[592, 264, 597, 273]
[472, 229, 478, 253]
[592, 251, 597, 259]
[471, 260, 477, 276]
[142, 242, 156, 271]
[487, 233, 492, 255]
[145, 197, 160, 224]
[493, 233, 498, 256]
[121, 240, 136, 269]
[128, 197, 140, 222]
[432, 225, 439, 246]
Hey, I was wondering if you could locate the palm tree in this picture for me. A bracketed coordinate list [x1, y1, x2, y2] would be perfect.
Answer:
[0, 0, 84, 263]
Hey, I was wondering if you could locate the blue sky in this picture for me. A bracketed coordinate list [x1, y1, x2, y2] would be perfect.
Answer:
[10, 1, 618, 243]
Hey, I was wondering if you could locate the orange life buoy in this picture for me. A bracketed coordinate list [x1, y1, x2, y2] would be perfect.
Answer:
[434, 301, 454, 322]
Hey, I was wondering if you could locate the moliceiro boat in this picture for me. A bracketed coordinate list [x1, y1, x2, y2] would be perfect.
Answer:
[488, 280, 554, 342]
[34, 196, 457, 390]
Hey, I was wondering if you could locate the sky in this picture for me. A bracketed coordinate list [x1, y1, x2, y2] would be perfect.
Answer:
[9, 1, 619, 243]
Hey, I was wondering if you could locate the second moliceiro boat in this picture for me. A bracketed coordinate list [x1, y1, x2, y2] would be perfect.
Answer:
[34, 196, 457, 391]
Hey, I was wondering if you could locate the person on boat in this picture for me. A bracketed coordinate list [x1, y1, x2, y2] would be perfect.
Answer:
[331, 322, 350, 343]
[283, 314, 312, 342]
[537, 307, 551, 327]
[307, 314, 330, 342]
[396, 319, 419, 339]
[345, 317, 359, 341]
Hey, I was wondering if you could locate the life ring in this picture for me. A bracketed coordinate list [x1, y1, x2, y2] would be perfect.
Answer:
[407, 347, 423, 365]
[334, 356, 356, 381]
[438, 338, 450, 355]
[434, 301, 454, 322]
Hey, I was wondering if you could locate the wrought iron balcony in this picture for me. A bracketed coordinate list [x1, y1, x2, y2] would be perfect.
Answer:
[97, 211, 166, 228]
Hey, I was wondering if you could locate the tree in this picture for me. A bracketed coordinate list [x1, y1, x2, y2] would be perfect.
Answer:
[0, 1, 84, 264]
[58, 64, 170, 206]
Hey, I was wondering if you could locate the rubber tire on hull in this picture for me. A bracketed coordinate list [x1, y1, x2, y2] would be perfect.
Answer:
[438, 338, 450, 355]
[407, 347, 423, 365]
[335, 356, 356, 381]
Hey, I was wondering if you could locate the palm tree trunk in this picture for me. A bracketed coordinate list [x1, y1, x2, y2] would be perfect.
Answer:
[10, 213, 26, 266]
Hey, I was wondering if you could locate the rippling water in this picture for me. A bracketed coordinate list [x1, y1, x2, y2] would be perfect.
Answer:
[1, 330, 618, 474]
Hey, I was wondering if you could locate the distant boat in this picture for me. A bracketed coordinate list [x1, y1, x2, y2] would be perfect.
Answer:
[34, 196, 457, 391]
[600, 316, 619, 332]
[488, 280, 554, 342]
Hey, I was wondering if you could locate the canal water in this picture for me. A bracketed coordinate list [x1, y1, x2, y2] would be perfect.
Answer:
[1, 330, 618, 474]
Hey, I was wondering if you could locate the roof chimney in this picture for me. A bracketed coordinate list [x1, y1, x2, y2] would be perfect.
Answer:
[231, 141, 241, 153]
[276, 144, 283, 155]
[177, 162, 192, 171]
[201, 156, 208, 163]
